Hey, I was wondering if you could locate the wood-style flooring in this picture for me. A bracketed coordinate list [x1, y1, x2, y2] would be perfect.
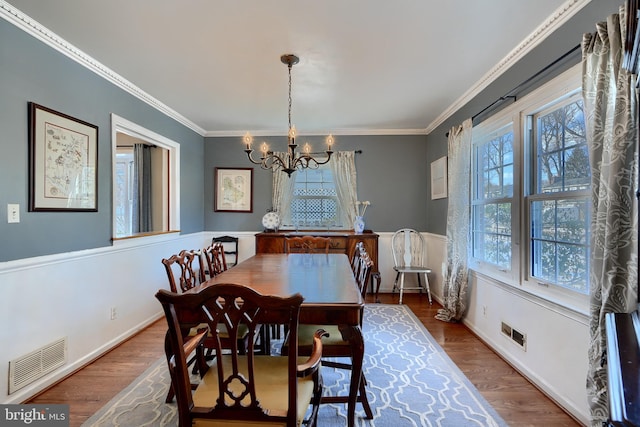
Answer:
[27, 293, 582, 427]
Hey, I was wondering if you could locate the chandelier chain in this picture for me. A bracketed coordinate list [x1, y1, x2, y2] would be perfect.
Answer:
[288, 63, 292, 131]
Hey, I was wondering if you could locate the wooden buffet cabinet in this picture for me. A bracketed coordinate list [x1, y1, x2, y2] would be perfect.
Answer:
[255, 230, 379, 274]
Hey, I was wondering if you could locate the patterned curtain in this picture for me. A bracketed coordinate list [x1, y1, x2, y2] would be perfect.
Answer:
[133, 143, 153, 233]
[330, 151, 359, 226]
[436, 119, 473, 322]
[271, 151, 294, 221]
[582, 5, 638, 425]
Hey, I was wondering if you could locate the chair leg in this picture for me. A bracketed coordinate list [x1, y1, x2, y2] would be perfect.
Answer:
[392, 271, 400, 293]
[359, 372, 374, 419]
[399, 272, 405, 304]
[372, 272, 382, 303]
[424, 272, 432, 304]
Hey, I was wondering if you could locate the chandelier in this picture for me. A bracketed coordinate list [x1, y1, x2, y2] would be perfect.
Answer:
[243, 54, 334, 177]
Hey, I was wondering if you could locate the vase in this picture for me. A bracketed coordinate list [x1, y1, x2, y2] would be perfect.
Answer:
[353, 216, 365, 234]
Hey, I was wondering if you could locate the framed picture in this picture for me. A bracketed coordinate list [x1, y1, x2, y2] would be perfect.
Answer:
[214, 167, 253, 212]
[28, 102, 98, 211]
[431, 156, 448, 200]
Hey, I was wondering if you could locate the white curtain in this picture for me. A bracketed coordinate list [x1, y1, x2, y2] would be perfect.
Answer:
[582, 5, 638, 426]
[330, 151, 359, 227]
[436, 119, 473, 322]
[271, 151, 295, 221]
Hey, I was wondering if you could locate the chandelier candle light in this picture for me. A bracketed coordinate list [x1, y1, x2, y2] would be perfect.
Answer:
[244, 54, 334, 177]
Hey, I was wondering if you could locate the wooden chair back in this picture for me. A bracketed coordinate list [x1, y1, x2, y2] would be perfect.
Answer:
[161, 249, 205, 293]
[203, 242, 228, 278]
[284, 236, 331, 254]
[156, 283, 326, 427]
[349, 241, 366, 277]
[355, 250, 373, 299]
[212, 235, 239, 267]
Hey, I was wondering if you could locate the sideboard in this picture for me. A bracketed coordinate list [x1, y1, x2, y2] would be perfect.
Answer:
[255, 230, 379, 275]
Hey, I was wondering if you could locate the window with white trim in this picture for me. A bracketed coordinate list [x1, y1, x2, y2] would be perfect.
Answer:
[470, 64, 590, 309]
[527, 92, 590, 294]
[472, 123, 515, 271]
[289, 163, 342, 229]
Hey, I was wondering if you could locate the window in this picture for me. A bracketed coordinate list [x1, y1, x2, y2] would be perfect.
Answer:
[288, 163, 342, 229]
[111, 114, 180, 239]
[527, 93, 590, 294]
[114, 147, 134, 236]
[470, 64, 590, 309]
[472, 123, 514, 271]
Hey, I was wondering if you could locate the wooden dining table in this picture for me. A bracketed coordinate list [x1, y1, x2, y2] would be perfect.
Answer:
[197, 252, 366, 427]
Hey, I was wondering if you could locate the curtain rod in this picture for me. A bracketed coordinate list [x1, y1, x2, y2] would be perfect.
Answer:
[445, 44, 581, 137]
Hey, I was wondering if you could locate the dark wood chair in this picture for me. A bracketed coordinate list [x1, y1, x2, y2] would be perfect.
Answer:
[284, 236, 331, 254]
[161, 249, 206, 293]
[203, 242, 228, 278]
[281, 249, 374, 419]
[212, 235, 239, 267]
[161, 249, 250, 402]
[349, 241, 365, 277]
[156, 283, 328, 427]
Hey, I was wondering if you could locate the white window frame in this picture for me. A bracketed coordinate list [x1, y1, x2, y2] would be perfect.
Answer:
[470, 64, 589, 313]
[111, 114, 180, 239]
[470, 109, 521, 285]
[281, 161, 345, 230]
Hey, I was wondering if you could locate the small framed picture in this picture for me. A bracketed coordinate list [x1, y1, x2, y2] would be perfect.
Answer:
[431, 156, 448, 200]
[214, 167, 253, 212]
[28, 102, 98, 211]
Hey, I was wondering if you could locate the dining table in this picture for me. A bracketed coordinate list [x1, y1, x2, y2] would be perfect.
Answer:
[197, 252, 366, 427]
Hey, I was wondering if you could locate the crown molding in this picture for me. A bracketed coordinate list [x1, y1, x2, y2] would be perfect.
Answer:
[0, 1, 206, 136]
[424, 0, 591, 135]
[2, 0, 590, 138]
[204, 128, 428, 138]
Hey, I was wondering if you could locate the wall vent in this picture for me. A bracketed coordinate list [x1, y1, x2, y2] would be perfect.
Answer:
[8, 337, 67, 394]
[500, 321, 526, 351]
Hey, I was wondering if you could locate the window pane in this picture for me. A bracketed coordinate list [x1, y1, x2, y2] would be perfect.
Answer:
[472, 203, 512, 269]
[476, 130, 514, 200]
[536, 99, 589, 193]
[530, 198, 589, 294]
[290, 163, 340, 228]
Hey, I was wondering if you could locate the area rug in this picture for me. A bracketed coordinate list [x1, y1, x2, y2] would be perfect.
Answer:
[82, 304, 508, 427]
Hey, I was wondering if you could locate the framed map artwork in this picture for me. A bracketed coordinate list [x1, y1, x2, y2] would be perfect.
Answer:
[214, 167, 253, 212]
[28, 102, 98, 211]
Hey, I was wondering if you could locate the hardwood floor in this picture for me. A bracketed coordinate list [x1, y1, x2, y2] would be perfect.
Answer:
[28, 293, 581, 427]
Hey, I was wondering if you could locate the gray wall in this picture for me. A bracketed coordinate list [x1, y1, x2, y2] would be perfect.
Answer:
[424, 0, 623, 235]
[204, 134, 429, 233]
[0, 18, 205, 262]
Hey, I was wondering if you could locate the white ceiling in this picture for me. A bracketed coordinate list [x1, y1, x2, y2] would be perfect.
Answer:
[4, 0, 581, 136]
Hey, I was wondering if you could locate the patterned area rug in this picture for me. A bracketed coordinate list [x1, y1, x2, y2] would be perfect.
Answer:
[82, 304, 507, 427]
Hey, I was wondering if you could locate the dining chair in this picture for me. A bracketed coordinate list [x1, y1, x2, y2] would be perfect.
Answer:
[156, 283, 328, 427]
[349, 241, 365, 277]
[284, 235, 331, 254]
[281, 249, 374, 419]
[161, 249, 251, 402]
[211, 235, 239, 267]
[202, 242, 228, 278]
[390, 228, 432, 304]
[161, 249, 206, 293]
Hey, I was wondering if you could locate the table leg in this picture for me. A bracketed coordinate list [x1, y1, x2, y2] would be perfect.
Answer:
[339, 324, 364, 427]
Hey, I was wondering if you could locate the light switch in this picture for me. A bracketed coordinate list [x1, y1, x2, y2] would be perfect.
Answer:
[7, 204, 19, 223]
